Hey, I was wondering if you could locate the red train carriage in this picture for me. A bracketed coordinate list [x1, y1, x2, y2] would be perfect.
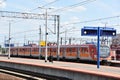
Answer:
[110, 44, 120, 60]
[10, 44, 112, 63]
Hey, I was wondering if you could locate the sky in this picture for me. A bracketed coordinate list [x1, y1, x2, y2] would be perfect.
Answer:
[0, 0, 120, 46]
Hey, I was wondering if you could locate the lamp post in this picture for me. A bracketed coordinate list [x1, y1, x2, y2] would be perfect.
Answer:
[8, 21, 11, 59]
[45, 8, 48, 62]
[38, 7, 60, 61]
[65, 30, 67, 45]
[39, 25, 41, 59]
[38, 7, 51, 62]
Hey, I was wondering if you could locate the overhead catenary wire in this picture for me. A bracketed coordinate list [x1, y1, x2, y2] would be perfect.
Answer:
[2, 15, 120, 37]
[50, 0, 96, 13]
[0, 0, 97, 36]
[10, 26, 56, 36]
[0, 0, 59, 25]
[11, 29, 39, 35]
[29, 0, 59, 12]
[61, 15, 120, 26]
[41, 0, 59, 7]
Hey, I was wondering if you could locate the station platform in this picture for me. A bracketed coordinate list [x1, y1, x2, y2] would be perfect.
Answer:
[0, 56, 120, 80]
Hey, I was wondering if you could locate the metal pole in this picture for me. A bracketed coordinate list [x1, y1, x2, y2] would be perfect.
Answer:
[8, 21, 11, 59]
[65, 30, 67, 45]
[4, 36, 6, 54]
[69, 38, 71, 45]
[54, 16, 56, 34]
[45, 9, 48, 62]
[57, 15, 60, 61]
[39, 25, 41, 59]
[60, 37, 62, 45]
[97, 27, 100, 68]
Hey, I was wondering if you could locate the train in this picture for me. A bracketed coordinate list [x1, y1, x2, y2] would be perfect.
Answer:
[10, 43, 114, 65]
[110, 44, 120, 60]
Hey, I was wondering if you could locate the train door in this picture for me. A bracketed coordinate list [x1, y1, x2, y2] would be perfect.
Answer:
[52, 47, 57, 57]
[65, 46, 72, 59]
[10, 48, 14, 55]
[31, 47, 39, 57]
[62, 46, 66, 59]
[65, 46, 77, 59]
[24, 47, 31, 56]
[17, 47, 20, 56]
[89, 45, 97, 61]
[77, 47, 80, 60]
[72, 47, 77, 59]
[49, 46, 60, 59]
[24, 48, 28, 56]
[18, 47, 25, 56]
[60, 47, 64, 58]
[49, 47, 53, 58]
[41, 47, 45, 57]
[48, 47, 52, 57]
[13, 48, 18, 56]
[15, 48, 18, 56]
[80, 46, 89, 60]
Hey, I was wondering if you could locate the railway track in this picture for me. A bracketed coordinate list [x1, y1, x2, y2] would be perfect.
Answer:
[0, 68, 46, 80]
[0, 66, 71, 80]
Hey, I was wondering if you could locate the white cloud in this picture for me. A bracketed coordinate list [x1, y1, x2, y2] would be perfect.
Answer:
[0, 0, 6, 8]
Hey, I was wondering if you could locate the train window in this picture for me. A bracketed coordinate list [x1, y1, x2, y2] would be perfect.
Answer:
[80, 48, 83, 53]
[32, 48, 35, 52]
[36, 48, 39, 52]
[80, 47, 88, 54]
[26, 49, 27, 51]
[54, 48, 56, 52]
[100, 47, 109, 53]
[20, 48, 22, 51]
[100, 46, 110, 58]
[16, 49, 18, 51]
[49, 48, 52, 52]
[63, 48, 66, 53]
[23, 49, 25, 51]
[32, 48, 37, 52]
[27, 48, 30, 52]
[50, 48, 53, 52]
[22, 49, 24, 52]
[19, 48, 21, 51]
[60, 48, 63, 52]
[66, 48, 68, 52]
[24, 48, 27, 51]
[43, 48, 45, 52]
[48, 48, 50, 52]
[72, 48, 77, 52]
[20, 49, 22, 51]
[35, 48, 38, 52]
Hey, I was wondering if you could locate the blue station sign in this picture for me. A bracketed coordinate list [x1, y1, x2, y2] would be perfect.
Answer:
[81, 26, 116, 69]
[81, 26, 116, 36]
